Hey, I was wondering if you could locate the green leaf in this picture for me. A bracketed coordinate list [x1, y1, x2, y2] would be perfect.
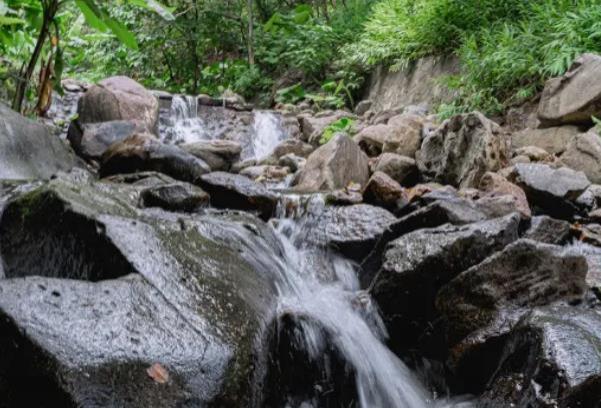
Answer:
[0, 16, 24, 26]
[129, 0, 175, 21]
[75, 0, 107, 32]
[104, 18, 138, 50]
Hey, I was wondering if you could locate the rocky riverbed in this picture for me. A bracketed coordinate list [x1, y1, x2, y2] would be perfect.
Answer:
[1, 54, 601, 408]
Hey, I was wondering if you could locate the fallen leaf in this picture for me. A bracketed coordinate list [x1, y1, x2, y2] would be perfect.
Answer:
[147, 363, 169, 384]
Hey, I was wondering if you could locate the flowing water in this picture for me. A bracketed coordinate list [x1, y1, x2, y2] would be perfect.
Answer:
[262, 195, 473, 408]
[251, 111, 288, 161]
[161, 95, 209, 144]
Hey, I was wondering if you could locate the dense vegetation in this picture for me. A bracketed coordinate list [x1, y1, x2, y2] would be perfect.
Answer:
[2, 0, 601, 116]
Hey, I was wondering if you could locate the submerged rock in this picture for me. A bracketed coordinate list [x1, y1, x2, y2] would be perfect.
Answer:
[294, 134, 369, 192]
[417, 112, 510, 188]
[371, 214, 520, 354]
[197, 172, 277, 220]
[100, 133, 211, 183]
[0, 173, 282, 407]
[538, 53, 601, 127]
[0, 103, 78, 180]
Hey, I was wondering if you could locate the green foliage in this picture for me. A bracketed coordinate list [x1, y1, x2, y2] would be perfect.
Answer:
[320, 117, 354, 145]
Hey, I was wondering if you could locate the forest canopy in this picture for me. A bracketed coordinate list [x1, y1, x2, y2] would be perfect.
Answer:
[2, 0, 601, 115]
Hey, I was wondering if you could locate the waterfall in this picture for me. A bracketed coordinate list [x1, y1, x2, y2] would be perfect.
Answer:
[251, 111, 287, 161]
[161, 95, 209, 144]
[263, 195, 473, 408]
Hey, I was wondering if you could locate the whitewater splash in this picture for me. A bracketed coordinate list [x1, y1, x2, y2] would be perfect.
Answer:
[251, 111, 288, 161]
[266, 195, 473, 408]
[161, 95, 209, 144]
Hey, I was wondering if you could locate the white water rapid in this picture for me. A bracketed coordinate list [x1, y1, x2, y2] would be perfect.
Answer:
[251, 111, 288, 161]
[263, 195, 474, 408]
[162, 95, 209, 144]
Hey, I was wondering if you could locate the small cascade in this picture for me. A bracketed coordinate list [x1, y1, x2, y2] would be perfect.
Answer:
[264, 195, 473, 408]
[161, 95, 209, 144]
[250, 111, 288, 161]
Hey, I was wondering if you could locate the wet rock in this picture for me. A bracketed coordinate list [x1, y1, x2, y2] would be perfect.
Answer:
[479, 172, 531, 218]
[437, 239, 587, 346]
[371, 214, 520, 354]
[271, 139, 314, 159]
[362, 171, 408, 212]
[100, 133, 211, 183]
[231, 158, 257, 173]
[294, 134, 370, 192]
[239, 165, 290, 181]
[507, 163, 590, 219]
[278, 154, 306, 173]
[417, 112, 510, 188]
[514, 146, 551, 162]
[560, 131, 601, 184]
[140, 182, 209, 212]
[77, 76, 159, 134]
[182, 140, 242, 171]
[0, 103, 78, 180]
[306, 203, 396, 262]
[0, 174, 282, 406]
[197, 172, 277, 220]
[538, 53, 601, 127]
[479, 305, 601, 407]
[67, 119, 148, 161]
[372, 153, 419, 187]
[523, 216, 571, 245]
[512, 125, 580, 155]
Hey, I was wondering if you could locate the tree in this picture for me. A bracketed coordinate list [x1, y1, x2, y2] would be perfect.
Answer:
[2, 0, 173, 113]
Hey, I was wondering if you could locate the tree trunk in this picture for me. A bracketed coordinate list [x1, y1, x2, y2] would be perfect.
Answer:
[247, 0, 255, 65]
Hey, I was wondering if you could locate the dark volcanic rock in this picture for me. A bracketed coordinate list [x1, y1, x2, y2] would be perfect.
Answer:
[437, 239, 588, 347]
[523, 215, 571, 244]
[0, 173, 283, 407]
[197, 172, 277, 220]
[371, 214, 520, 354]
[100, 133, 210, 183]
[140, 182, 209, 212]
[507, 163, 590, 219]
[67, 119, 149, 161]
[0, 103, 78, 180]
[480, 305, 601, 408]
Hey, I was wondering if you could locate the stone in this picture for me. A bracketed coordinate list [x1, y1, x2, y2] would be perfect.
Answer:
[278, 154, 306, 173]
[513, 145, 551, 162]
[298, 111, 353, 143]
[140, 182, 209, 212]
[100, 133, 211, 183]
[417, 112, 510, 188]
[67, 119, 148, 160]
[181, 140, 242, 171]
[77, 76, 159, 134]
[511, 125, 581, 155]
[362, 171, 408, 212]
[239, 165, 290, 181]
[271, 139, 314, 159]
[354, 100, 373, 116]
[437, 239, 587, 345]
[372, 153, 418, 186]
[538, 53, 601, 127]
[231, 158, 257, 173]
[522, 215, 571, 244]
[293, 134, 370, 192]
[0, 174, 281, 406]
[480, 305, 601, 407]
[197, 172, 277, 220]
[371, 214, 521, 354]
[510, 155, 531, 165]
[479, 172, 531, 218]
[576, 184, 601, 210]
[0, 103, 78, 180]
[560, 131, 601, 184]
[352, 124, 389, 156]
[383, 113, 424, 157]
[507, 163, 590, 219]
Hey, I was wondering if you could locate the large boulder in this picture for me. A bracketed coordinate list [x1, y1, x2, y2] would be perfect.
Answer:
[538, 53, 601, 127]
[372, 153, 418, 186]
[0, 103, 78, 180]
[298, 111, 353, 143]
[271, 139, 314, 159]
[362, 171, 408, 212]
[77, 76, 159, 134]
[100, 133, 211, 183]
[417, 112, 510, 188]
[507, 163, 590, 219]
[479, 172, 531, 218]
[560, 131, 601, 184]
[0, 173, 282, 407]
[197, 172, 277, 220]
[437, 239, 587, 346]
[480, 306, 601, 407]
[354, 113, 423, 158]
[67, 119, 148, 161]
[522, 215, 571, 245]
[182, 140, 242, 171]
[511, 125, 580, 155]
[371, 214, 520, 354]
[293, 134, 370, 192]
[140, 182, 209, 212]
